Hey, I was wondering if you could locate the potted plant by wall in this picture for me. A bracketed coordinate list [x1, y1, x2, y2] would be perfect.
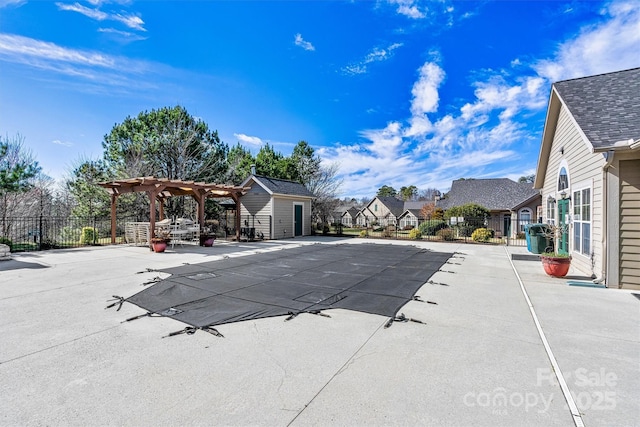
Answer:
[540, 251, 572, 277]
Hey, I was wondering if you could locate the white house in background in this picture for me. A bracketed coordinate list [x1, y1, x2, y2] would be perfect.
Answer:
[340, 206, 360, 227]
[533, 67, 640, 289]
[240, 174, 315, 239]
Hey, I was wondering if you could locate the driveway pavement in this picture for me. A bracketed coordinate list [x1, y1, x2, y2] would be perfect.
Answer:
[0, 237, 637, 426]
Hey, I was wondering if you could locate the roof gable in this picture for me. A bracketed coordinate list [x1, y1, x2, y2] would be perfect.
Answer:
[553, 67, 640, 150]
[535, 68, 640, 188]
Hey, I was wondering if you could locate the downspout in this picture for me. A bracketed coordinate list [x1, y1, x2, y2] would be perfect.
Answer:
[597, 151, 615, 285]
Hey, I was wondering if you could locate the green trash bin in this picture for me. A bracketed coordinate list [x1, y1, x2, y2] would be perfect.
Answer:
[528, 224, 553, 254]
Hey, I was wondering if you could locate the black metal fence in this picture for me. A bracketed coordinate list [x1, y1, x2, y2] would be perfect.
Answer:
[0, 216, 137, 251]
[321, 215, 532, 246]
[0, 214, 275, 252]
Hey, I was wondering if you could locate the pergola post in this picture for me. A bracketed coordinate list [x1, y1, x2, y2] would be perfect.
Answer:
[110, 193, 117, 244]
[233, 193, 241, 241]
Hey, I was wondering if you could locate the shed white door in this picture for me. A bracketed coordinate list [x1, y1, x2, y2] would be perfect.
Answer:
[619, 159, 640, 289]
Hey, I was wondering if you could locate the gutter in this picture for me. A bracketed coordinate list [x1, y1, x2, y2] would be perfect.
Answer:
[598, 151, 616, 286]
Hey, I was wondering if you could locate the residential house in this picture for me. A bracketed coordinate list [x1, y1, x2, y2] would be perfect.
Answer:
[341, 206, 360, 227]
[240, 174, 315, 239]
[358, 196, 407, 227]
[533, 68, 640, 289]
[436, 178, 541, 238]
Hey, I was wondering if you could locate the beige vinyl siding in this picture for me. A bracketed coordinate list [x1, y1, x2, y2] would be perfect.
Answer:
[272, 197, 312, 239]
[619, 159, 640, 289]
[541, 105, 605, 277]
[240, 184, 271, 216]
[240, 183, 272, 238]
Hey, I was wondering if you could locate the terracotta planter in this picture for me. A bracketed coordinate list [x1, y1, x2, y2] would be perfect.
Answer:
[199, 235, 215, 247]
[541, 255, 571, 277]
[152, 240, 168, 253]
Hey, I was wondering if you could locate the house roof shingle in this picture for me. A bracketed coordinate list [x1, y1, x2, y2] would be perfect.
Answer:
[246, 175, 315, 198]
[436, 179, 539, 211]
[553, 67, 640, 150]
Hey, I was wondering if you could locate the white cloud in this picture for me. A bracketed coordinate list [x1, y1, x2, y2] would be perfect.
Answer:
[56, 1, 146, 32]
[0, 0, 26, 8]
[387, 0, 425, 19]
[0, 33, 161, 92]
[0, 34, 115, 68]
[533, 0, 640, 81]
[294, 33, 315, 51]
[98, 27, 147, 41]
[342, 42, 403, 75]
[52, 139, 73, 147]
[234, 133, 263, 146]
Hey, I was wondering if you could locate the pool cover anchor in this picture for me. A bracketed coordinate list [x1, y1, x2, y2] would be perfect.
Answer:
[285, 310, 332, 322]
[162, 325, 224, 339]
[384, 313, 426, 329]
[412, 295, 438, 305]
[105, 296, 125, 311]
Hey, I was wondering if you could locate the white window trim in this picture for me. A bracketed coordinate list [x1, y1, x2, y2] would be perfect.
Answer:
[571, 181, 592, 258]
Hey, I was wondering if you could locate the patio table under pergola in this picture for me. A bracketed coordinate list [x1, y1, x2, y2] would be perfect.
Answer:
[99, 177, 250, 249]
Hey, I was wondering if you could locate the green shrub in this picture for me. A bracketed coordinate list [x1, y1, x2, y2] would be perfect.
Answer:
[80, 227, 98, 245]
[471, 228, 493, 242]
[419, 220, 447, 236]
[0, 236, 12, 250]
[408, 228, 422, 240]
[359, 230, 368, 238]
[436, 228, 455, 241]
[60, 226, 82, 243]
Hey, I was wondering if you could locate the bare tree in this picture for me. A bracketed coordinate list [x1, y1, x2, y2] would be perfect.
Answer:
[306, 162, 343, 224]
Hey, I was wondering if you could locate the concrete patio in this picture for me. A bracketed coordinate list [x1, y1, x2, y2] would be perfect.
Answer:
[0, 237, 637, 426]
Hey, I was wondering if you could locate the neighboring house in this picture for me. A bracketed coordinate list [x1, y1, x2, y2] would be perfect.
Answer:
[533, 68, 640, 289]
[359, 196, 406, 227]
[398, 209, 423, 229]
[240, 174, 315, 239]
[341, 206, 360, 227]
[436, 178, 541, 238]
[327, 204, 359, 225]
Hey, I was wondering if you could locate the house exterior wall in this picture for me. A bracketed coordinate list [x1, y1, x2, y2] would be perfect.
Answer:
[540, 105, 605, 278]
[272, 196, 311, 239]
[366, 198, 399, 226]
[239, 184, 272, 239]
[609, 154, 640, 289]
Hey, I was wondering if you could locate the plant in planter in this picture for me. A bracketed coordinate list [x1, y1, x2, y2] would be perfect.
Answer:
[151, 230, 171, 253]
[538, 223, 572, 276]
[540, 251, 572, 277]
[199, 223, 217, 247]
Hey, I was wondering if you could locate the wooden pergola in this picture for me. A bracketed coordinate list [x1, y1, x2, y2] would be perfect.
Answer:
[98, 177, 250, 248]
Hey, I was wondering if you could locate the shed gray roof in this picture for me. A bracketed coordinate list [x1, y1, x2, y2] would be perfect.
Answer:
[553, 67, 640, 150]
[246, 175, 315, 198]
[436, 179, 539, 211]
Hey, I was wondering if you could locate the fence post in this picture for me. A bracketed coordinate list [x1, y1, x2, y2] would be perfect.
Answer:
[93, 216, 97, 245]
[38, 214, 43, 251]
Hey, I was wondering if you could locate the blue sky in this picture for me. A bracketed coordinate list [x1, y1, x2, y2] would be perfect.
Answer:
[0, 0, 638, 198]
